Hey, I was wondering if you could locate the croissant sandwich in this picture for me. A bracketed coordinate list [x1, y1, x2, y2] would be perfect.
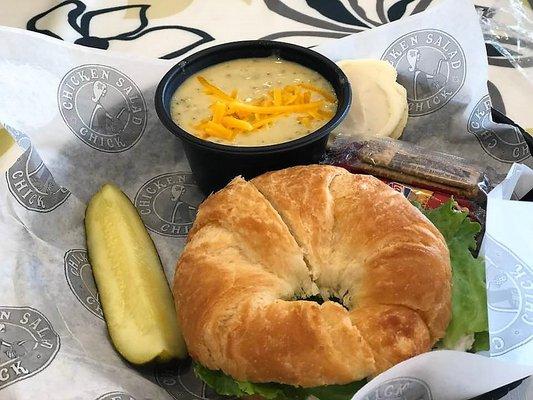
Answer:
[173, 165, 487, 400]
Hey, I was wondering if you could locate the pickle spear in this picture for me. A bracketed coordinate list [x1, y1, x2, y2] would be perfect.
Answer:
[85, 183, 187, 364]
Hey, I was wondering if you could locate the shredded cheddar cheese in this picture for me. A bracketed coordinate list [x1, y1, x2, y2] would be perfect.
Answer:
[197, 76, 234, 102]
[297, 82, 337, 103]
[228, 100, 324, 115]
[192, 76, 336, 142]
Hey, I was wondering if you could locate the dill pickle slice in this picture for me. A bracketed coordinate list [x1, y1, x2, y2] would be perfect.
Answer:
[85, 183, 187, 364]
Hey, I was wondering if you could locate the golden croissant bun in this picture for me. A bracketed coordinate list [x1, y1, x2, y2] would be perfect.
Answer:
[173, 165, 451, 387]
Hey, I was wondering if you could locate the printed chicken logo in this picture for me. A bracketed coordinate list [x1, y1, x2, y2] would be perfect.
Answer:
[382, 30, 466, 116]
[135, 173, 203, 237]
[58, 65, 147, 153]
[0, 307, 60, 390]
[6, 146, 70, 213]
[485, 235, 533, 356]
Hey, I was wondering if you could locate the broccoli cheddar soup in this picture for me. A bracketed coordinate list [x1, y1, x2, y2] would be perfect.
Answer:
[170, 57, 337, 146]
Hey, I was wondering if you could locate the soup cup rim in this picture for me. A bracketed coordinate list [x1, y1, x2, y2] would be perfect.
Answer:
[155, 40, 351, 155]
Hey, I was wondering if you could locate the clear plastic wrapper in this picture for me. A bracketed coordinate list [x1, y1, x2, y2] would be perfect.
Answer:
[478, 0, 533, 84]
[326, 135, 490, 198]
[324, 135, 490, 227]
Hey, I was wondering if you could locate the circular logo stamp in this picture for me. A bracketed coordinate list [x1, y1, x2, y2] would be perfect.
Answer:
[382, 29, 466, 116]
[6, 146, 70, 213]
[0, 306, 60, 390]
[58, 64, 147, 153]
[95, 392, 137, 400]
[155, 359, 232, 400]
[64, 249, 103, 320]
[135, 173, 203, 237]
[485, 235, 533, 356]
[363, 377, 432, 400]
[468, 95, 530, 163]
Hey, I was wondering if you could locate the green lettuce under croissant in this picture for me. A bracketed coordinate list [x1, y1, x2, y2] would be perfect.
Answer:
[194, 200, 489, 400]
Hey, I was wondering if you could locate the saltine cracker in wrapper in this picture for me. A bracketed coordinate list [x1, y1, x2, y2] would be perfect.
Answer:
[0, 0, 532, 398]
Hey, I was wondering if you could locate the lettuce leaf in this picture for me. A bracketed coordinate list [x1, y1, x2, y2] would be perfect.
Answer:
[193, 362, 365, 400]
[193, 363, 306, 399]
[419, 200, 488, 350]
[472, 331, 490, 352]
[305, 381, 367, 400]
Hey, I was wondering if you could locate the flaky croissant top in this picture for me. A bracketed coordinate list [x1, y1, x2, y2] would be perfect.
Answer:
[173, 165, 451, 387]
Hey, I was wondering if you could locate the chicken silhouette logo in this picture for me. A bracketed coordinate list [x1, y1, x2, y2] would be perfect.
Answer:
[6, 145, 70, 213]
[64, 249, 104, 320]
[0, 307, 60, 390]
[58, 64, 147, 152]
[363, 377, 432, 400]
[382, 30, 466, 116]
[95, 392, 137, 400]
[485, 235, 533, 356]
[468, 95, 530, 163]
[155, 360, 231, 400]
[135, 173, 203, 237]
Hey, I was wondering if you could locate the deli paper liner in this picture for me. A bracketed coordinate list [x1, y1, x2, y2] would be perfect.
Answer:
[482, 164, 533, 367]
[0, 0, 532, 398]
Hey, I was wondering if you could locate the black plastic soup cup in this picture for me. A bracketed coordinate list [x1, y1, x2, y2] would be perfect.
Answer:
[155, 40, 351, 194]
